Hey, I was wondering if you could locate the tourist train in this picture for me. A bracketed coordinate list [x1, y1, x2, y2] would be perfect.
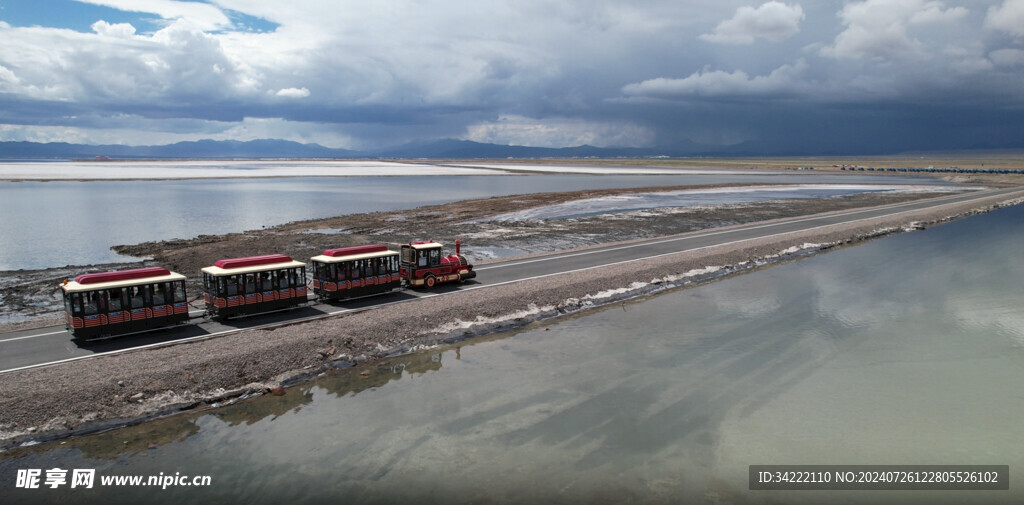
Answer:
[59, 240, 475, 340]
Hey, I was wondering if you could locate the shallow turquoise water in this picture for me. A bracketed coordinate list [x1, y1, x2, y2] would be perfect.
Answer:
[1, 203, 1021, 504]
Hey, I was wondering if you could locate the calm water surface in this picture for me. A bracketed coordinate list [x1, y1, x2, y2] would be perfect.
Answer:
[2, 201, 1020, 505]
[0, 171, 941, 270]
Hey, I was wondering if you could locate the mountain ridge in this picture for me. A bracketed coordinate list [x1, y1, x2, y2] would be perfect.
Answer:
[3, 138, 1022, 159]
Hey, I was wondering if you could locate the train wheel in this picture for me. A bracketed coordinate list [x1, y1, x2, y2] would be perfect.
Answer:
[425, 275, 436, 289]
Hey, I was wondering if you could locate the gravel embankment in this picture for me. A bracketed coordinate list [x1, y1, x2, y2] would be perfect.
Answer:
[1, 188, 1023, 448]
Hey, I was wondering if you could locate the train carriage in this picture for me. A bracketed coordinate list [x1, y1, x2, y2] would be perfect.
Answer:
[201, 254, 307, 318]
[60, 267, 189, 340]
[311, 245, 402, 301]
[400, 239, 476, 289]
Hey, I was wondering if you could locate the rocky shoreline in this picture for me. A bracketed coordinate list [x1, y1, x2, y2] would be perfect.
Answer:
[2, 187, 1023, 449]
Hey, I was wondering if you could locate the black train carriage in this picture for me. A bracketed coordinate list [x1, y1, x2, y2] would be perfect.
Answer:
[201, 254, 307, 318]
[59, 267, 189, 340]
[310, 244, 401, 301]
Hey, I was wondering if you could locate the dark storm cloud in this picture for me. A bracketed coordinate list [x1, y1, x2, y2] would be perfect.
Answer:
[0, 0, 1023, 152]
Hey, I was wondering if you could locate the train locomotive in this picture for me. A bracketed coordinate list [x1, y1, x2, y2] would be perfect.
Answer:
[399, 239, 476, 288]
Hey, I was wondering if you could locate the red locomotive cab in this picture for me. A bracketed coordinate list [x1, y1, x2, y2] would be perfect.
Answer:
[400, 239, 476, 289]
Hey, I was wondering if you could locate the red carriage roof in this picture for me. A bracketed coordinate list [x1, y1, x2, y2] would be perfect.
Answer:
[322, 244, 388, 257]
[75, 267, 172, 285]
[213, 254, 295, 269]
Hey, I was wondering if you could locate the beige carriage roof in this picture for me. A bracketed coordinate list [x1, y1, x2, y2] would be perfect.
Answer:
[310, 249, 399, 264]
[407, 242, 444, 251]
[201, 259, 307, 277]
[61, 271, 187, 293]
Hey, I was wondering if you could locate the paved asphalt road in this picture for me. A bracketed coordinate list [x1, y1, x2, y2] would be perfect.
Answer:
[2, 187, 1021, 374]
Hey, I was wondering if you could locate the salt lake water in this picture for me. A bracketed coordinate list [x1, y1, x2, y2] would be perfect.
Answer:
[0, 168, 950, 270]
[2, 198, 1021, 504]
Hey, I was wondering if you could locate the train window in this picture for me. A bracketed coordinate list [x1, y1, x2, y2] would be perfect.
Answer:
[154, 283, 168, 304]
[88, 291, 105, 314]
[338, 263, 347, 281]
[366, 259, 376, 277]
[427, 249, 441, 266]
[64, 293, 72, 315]
[226, 276, 239, 296]
[109, 289, 124, 311]
[129, 286, 151, 308]
[173, 281, 185, 302]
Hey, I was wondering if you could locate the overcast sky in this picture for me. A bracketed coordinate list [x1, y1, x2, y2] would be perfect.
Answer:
[1, 0, 1023, 152]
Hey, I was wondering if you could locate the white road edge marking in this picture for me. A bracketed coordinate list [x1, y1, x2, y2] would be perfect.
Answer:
[0, 330, 68, 342]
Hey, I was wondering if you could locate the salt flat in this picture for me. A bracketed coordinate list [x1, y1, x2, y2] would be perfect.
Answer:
[449, 162, 752, 175]
[0, 160, 507, 180]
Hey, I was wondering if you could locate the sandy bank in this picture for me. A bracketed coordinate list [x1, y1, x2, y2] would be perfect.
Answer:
[1, 188, 1023, 449]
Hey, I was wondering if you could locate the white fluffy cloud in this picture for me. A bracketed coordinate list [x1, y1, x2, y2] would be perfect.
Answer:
[700, 2, 805, 45]
[275, 87, 310, 98]
[90, 20, 137, 38]
[621, 60, 809, 100]
[78, 0, 231, 31]
[821, 0, 968, 60]
[985, 0, 1024, 38]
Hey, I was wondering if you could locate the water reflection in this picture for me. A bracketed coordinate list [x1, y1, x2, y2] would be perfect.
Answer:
[1, 205, 1022, 504]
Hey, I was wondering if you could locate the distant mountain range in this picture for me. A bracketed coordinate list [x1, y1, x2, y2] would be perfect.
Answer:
[0, 139, 357, 159]
[2, 137, 1021, 160]
[0, 138, 778, 159]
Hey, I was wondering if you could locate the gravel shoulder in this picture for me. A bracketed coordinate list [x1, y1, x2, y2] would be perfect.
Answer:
[2, 187, 1023, 448]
